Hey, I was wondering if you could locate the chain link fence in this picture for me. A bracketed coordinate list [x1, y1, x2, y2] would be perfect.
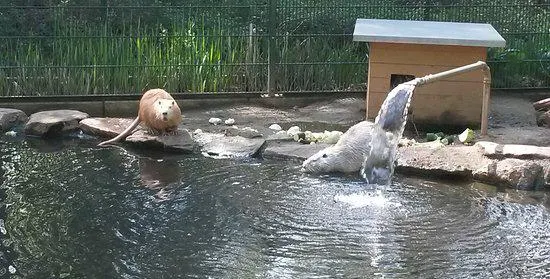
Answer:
[0, 0, 549, 97]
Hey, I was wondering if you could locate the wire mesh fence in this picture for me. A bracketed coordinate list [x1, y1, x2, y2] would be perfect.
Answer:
[0, 0, 549, 97]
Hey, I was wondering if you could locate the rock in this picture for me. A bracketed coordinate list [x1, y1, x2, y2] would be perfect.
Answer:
[269, 123, 282, 131]
[536, 111, 550, 127]
[224, 118, 235, 125]
[473, 158, 544, 190]
[0, 108, 28, 132]
[209, 117, 222, 125]
[126, 129, 195, 152]
[475, 141, 550, 159]
[263, 141, 331, 161]
[533, 98, 550, 111]
[5, 131, 17, 137]
[201, 135, 265, 158]
[80, 117, 194, 152]
[80, 117, 135, 138]
[192, 131, 223, 147]
[287, 126, 301, 137]
[396, 144, 491, 179]
[265, 131, 294, 142]
[25, 110, 89, 137]
[543, 164, 550, 187]
[224, 126, 262, 138]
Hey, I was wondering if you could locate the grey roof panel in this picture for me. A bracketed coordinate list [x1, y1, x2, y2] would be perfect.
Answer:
[353, 19, 506, 47]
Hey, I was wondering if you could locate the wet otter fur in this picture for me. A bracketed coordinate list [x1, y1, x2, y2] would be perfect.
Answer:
[301, 121, 374, 174]
[98, 89, 182, 146]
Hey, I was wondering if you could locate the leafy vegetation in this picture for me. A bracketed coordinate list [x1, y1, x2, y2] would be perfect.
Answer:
[0, 0, 548, 96]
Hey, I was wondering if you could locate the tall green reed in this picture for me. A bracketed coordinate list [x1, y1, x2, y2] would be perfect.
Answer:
[1, 17, 264, 96]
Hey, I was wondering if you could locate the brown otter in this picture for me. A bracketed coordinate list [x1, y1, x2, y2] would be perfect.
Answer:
[98, 89, 182, 146]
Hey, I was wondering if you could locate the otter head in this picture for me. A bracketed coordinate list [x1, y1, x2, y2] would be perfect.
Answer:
[301, 147, 336, 174]
[154, 98, 177, 122]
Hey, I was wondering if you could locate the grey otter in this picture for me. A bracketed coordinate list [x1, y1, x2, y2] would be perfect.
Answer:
[301, 121, 374, 174]
[98, 89, 182, 146]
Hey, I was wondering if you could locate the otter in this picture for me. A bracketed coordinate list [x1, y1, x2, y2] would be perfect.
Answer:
[98, 89, 182, 146]
[301, 121, 374, 174]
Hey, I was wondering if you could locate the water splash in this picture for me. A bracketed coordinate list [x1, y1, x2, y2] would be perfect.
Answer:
[361, 82, 416, 185]
[334, 189, 402, 209]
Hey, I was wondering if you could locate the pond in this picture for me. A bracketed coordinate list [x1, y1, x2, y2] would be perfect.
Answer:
[1, 135, 550, 278]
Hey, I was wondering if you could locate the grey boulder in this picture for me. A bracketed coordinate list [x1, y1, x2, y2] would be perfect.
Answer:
[25, 110, 89, 137]
[0, 108, 28, 132]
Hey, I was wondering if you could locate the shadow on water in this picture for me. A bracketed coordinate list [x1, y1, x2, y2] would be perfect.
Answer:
[138, 157, 182, 202]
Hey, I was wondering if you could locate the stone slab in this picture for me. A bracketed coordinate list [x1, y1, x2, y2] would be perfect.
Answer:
[80, 117, 194, 152]
[126, 129, 195, 153]
[25, 110, 89, 137]
[201, 135, 266, 158]
[80, 117, 135, 138]
[473, 158, 544, 190]
[475, 141, 550, 159]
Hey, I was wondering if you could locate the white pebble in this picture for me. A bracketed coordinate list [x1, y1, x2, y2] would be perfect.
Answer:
[5, 131, 17, 137]
[269, 124, 282, 131]
[208, 117, 222, 125]
[8, 265, 16, 274]
[224, 118, 235, 125]
[287, 126, 301, 137]
[193, 128, 203, 134]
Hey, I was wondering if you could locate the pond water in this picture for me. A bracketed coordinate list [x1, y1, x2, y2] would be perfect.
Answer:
[1, 135, 550, 278]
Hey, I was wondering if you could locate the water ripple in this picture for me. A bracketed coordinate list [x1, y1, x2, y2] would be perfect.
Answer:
[1, 141, 550, 278]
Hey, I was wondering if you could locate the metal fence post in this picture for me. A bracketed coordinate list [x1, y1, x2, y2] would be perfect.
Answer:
[267, 0, 277, 96]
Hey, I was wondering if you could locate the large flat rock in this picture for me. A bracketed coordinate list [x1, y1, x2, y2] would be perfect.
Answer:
[194, 131, 265, 158]
[396, 142, 492, 178]
[25, 110, 89, 137]
[126, 129, 195, 152]
[475, 141, 550, 159]
[80, 117, 135, 138]
[473, 158, 545, 190]
[397, 141, 548, 190]
[0, 108, 28, 132]
[80, 117, 194, 152]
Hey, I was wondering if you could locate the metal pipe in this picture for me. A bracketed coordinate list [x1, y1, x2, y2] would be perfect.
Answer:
[407, 61, 492, 136]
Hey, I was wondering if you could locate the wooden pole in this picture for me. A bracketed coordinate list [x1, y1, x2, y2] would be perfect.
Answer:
[410, 61, 491, 135]
[481, 67, 491, 136]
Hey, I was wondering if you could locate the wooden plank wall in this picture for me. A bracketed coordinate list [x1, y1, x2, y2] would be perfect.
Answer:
[366, 42, 487, 126]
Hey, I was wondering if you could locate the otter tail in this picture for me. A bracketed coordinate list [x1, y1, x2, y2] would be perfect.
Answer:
[98, 117, 140, 146]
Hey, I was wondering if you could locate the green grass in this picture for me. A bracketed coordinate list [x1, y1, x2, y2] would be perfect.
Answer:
[1, 1, 549, 96]
[0, 18, 268, 96]
[0, 17, 368, 96]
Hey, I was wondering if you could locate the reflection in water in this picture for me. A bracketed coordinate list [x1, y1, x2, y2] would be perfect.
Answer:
[139, 158, 182, 201]
[1, 137, 550, 278]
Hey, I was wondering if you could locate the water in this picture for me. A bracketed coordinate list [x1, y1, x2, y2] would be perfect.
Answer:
[361, 82, 416, 185]
[1, 136, 550, 278]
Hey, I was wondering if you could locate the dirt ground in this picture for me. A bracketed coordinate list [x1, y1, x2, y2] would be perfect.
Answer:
[181, 92, 550, 147]
[486, 92, 550, 146]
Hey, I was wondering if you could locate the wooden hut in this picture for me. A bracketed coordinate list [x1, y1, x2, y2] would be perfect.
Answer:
[353, 19, 506, 127]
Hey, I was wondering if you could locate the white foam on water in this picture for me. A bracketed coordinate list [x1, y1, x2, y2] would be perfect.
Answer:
[333, 190, 401, 209]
